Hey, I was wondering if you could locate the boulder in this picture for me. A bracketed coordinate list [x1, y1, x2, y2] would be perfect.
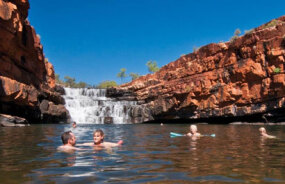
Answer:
[0, 113, 30, 127]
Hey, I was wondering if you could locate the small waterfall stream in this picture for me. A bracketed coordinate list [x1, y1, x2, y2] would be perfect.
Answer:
[63, 88, 138, 124]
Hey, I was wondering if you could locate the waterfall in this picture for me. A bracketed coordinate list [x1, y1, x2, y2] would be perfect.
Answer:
[63, 88, 138, 124]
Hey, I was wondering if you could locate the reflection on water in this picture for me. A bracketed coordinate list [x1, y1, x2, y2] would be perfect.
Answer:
[0, 124, 285, 183]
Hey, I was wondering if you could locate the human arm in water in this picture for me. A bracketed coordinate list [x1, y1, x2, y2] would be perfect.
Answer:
[262, 134, 276, 139]
[186, 133, 192, 137]
[77, 140, 123, 147]
[76, 142, 94, 146]
[101, 140, 123, 147]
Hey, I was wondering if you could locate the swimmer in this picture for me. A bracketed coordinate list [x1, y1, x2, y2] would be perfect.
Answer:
[57, 131, 81, 151]
[259, 127, 276, 139]
[187, 125, 201, 137]
[80, 129, 123, 148]
[72, 122, 77, 128]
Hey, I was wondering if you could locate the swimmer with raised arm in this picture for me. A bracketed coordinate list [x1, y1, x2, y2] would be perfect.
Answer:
[57, 131, 82, 152]
[80, 129, 123, 148]
[187, 125, 201, 137]
[259, 127, 276, 139]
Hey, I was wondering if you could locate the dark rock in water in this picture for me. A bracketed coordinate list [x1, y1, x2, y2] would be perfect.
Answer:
[104, 117, 113, 124]
[106, 88, 137, 101]
[40, 100, 49, 112]
[0, 114, 30, 127]
[54, 85, 65, 95]
[40, 101, 71, 123]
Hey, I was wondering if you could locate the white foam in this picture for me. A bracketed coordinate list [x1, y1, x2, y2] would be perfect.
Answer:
[63, 88, 137, 124]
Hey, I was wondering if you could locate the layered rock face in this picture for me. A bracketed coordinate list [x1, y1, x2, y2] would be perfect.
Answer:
[0, 0, 69, 123]
[119, 16, 285, 123]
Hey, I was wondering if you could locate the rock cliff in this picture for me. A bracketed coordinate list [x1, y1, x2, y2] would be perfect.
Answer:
[0, 0, 69, 123]
[118, 16, 285, 123]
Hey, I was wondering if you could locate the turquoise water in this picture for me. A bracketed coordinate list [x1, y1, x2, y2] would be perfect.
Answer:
[0, 124, 285, 183]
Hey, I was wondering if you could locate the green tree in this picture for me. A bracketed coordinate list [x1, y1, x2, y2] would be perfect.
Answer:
[263, 19, 280, 29]
[55, 74, 91, 88]
[273, 67, 281, 74]
[193, 46, 200, 53]
[230, 28, 241, 43]
[55, 74, 60, 83]
[96, 81, 118, 88]
[76, 81, 88, 88]
[234, 28, 241, 36]
[129, 73, 140, 81]
[244, 29, 254, 35]
[146, 60, 159, 73]
[64, 76, 76, 87]
[117, 68, 127, 83]
[55, 73, 64, 85]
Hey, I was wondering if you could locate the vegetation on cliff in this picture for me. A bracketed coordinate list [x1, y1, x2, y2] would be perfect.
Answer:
[55, 74, 90, 88]
[117, 68, 127, 84]
[146, 60, 160, 73]
[96, 81, 118, 88]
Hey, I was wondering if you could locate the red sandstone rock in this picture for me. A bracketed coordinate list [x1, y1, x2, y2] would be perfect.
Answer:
[0, 0, 69, 123]
[120, 16, 285, 121]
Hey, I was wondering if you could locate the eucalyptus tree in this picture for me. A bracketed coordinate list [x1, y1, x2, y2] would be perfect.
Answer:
[96, 81, 118, 88]
[129, 73, 140, 81]
[117, 68, 127, 83]
[146, 60, 159, 73]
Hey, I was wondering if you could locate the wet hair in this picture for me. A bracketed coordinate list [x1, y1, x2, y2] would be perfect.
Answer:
[190, 125, 197, 132]
[93, 129, 104, 137]
[93, 129, 104, 143]
[259, 127, 266, 133]
[61, 131, 72, 145]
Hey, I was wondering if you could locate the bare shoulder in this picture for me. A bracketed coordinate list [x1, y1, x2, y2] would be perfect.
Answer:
[57, 145, 80, 152]
[57, 145, 65, 151]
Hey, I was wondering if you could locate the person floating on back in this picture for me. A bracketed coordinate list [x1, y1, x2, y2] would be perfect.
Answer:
[80, 129, 123, 148]
[58, 131, 81, 152]
[187, 125, 201, 137]
[259, 127, 276, 139]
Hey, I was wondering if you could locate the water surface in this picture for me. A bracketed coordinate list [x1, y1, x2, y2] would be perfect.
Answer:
[0, 124, 285, 183]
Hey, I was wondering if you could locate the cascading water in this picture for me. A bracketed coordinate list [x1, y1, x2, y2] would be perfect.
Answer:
[63, 88, 138, 124]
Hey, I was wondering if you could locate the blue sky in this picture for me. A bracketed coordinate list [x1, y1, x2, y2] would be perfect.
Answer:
[28, 0, 285, 86]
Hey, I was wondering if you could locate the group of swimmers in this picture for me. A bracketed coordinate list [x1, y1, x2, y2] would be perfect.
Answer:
[58, 123, 123, 152]
[58, 122, 276, 152]
[185, 125, 275, 138]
